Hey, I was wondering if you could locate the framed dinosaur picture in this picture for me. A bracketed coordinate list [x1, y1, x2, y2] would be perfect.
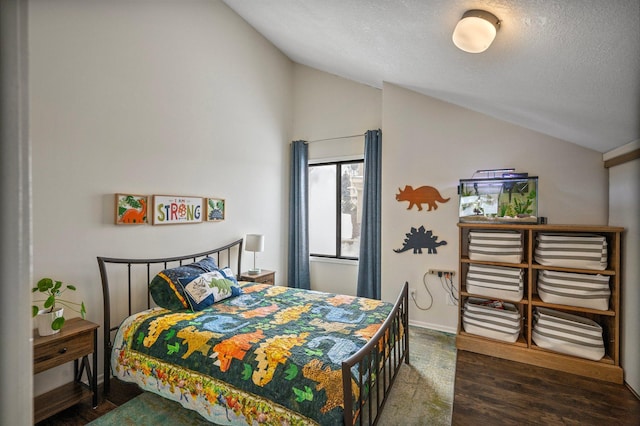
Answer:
[205, 197, 225, 222]
[115, 194, 148, 225]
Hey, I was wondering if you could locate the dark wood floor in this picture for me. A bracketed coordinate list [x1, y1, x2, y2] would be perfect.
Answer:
[452, 351, 640, 425]
[36, 351, 639, 425]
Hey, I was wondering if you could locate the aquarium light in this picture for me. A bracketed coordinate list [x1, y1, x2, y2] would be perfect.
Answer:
[502, 172, 529, 178]
[472, 168, 515, 179]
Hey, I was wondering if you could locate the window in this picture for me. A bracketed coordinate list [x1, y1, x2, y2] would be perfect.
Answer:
[309, 160, 364, 259]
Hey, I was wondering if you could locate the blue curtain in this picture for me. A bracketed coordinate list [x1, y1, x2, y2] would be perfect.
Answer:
[287, 141, 311, 289]
[357, 129, 382, 299]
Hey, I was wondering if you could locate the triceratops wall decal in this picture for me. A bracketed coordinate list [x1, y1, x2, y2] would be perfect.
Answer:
[395, 185, 450, 211]
[394, 225, 447, 254]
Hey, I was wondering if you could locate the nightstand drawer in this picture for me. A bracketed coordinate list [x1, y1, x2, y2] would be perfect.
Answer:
[34, 331, 93, 374]
[239, 270, 275, 285]
[253, 274, 274, 284]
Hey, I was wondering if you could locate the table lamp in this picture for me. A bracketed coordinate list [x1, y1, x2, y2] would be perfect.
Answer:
[245, 234, 264, 275]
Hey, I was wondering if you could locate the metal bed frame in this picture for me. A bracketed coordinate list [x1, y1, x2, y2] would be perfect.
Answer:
[97, 238, 409, 425]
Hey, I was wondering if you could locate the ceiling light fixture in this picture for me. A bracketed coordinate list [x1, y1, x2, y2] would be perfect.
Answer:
[452, 9, 500, 53]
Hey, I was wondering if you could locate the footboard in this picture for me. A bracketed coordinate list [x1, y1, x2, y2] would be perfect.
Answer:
[342, 282, 410, 425]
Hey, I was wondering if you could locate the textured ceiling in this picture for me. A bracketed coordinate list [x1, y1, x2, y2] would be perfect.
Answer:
[223, 0, 640, 153]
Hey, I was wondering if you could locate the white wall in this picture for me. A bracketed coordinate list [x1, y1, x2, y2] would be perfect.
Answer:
[292, 64, 382, 295]
[292, 75, 610, 333]
[30, 0, 293, 395]
[382, 83, 608, 332]
[608, 153, 640, 395]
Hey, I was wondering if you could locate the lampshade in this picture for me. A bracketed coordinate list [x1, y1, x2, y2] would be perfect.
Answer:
[452, 10, 500, 53]
[245, 234, 264, 253]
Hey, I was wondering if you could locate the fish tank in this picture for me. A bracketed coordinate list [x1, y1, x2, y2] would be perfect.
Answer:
[458, 171, 538, 223]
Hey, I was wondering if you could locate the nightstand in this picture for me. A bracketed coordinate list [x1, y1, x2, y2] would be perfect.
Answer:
[33, 317, 99, 423]
[238, 269, 275, 285]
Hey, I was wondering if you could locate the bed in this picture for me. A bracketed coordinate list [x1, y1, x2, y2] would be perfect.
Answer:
[98, 239, 409, 425]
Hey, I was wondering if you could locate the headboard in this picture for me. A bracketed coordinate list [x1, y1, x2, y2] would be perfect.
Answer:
[96, 238, 243, 395]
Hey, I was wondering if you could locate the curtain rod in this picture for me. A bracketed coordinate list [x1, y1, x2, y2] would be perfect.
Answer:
[307, 133, 365, 144]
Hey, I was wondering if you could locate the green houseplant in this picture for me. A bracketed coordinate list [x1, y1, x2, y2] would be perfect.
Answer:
[32, 277, 86, 335]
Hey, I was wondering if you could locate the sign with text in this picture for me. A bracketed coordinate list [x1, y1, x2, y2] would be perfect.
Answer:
[153, 195, 203, 225]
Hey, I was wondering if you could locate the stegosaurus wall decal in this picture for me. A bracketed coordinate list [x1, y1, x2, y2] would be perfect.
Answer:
[393, 225, 447, 254]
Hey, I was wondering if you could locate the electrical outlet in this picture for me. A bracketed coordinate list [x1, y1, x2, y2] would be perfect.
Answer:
[428, 269, 456, 277]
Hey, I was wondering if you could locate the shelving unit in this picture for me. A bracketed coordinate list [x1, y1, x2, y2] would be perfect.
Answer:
[456, 223, 624, 384]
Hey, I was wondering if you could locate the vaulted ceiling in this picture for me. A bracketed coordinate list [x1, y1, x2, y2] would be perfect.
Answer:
[223, 0, 640, 153]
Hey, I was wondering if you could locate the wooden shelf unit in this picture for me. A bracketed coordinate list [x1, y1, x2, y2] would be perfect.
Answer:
[457, 223, 623, 384]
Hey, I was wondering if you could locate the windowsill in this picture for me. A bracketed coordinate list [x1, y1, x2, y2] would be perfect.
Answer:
[310, 256, 359, 266]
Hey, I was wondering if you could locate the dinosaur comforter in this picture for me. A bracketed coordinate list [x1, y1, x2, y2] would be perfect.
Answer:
[111, 282, 394, 425]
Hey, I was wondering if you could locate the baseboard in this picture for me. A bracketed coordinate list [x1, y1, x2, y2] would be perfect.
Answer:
[409, 319, 457, 335]
[626, 381, 640, 401]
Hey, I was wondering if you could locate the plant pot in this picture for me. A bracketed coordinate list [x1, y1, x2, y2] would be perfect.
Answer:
[36, 307, 64, 336]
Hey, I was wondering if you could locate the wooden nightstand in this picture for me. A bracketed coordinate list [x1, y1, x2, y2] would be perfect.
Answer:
[238, 269, 275, 285]
[33, 317, 99, 423]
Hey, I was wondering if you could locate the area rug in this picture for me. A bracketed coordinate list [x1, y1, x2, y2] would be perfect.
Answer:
[377, 326, 457, 425]
[87, 391, 212, 425]
[89, 326, 456, 426]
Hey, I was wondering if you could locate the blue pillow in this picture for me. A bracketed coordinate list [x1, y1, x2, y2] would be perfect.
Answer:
[178, 270, 243, 311]
[149, 257, 218, 310]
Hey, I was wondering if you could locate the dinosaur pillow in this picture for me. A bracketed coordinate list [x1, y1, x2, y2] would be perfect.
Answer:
[149, 257, 218, 310]
[217, 266, 239, 284]
[178, 269, 243, 311]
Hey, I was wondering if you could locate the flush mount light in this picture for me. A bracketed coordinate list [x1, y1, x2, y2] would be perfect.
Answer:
[452, 9, 500, 53]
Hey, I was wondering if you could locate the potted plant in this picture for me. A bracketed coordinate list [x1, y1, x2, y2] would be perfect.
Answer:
[32, 277, 86, 336]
